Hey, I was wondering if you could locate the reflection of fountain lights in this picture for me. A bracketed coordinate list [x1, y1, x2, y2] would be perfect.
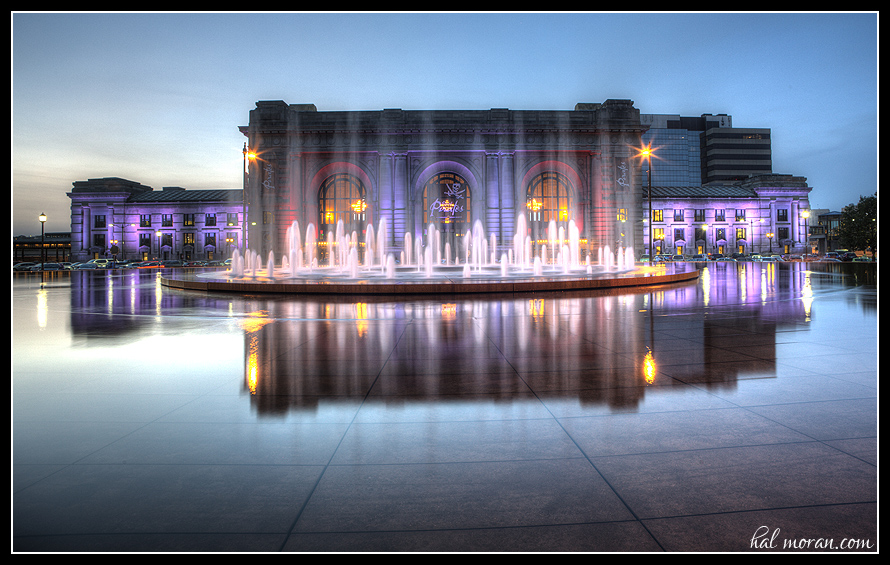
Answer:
[643, 348, 656, 385]
[239, 311, 274, 333]
[355, 302, 369, 336]
[441, 303, 457, 319]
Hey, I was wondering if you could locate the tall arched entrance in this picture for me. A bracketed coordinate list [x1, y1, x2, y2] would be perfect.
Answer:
[317, 173, 367, 263]
[525, 171, 574, 258]
[422, 171, 471, 261]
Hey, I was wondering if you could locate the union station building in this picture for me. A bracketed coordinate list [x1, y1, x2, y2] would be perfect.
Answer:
[240, 99, 647, 263]
[66, 99, 814, 263]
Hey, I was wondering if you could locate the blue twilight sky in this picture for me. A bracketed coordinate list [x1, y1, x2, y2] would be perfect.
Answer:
[12, 12, 878, 235]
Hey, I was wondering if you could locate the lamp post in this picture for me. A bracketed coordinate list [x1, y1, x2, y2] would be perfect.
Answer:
[38, 213, 47, 269]
[801, 209, 810, 256]
[639, 145, 655, 261]
[701, 224, 708, 256]
[242, 143, 256, 253]
[767, 232, 774, 253]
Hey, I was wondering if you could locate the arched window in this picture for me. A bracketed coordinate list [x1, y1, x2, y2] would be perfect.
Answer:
[318, 173, 367, 261]
[423, 172, 471, 227]
[526, 172, 573, 248]
[422, 172, 471, 259]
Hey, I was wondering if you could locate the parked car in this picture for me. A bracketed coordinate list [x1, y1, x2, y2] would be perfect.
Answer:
[71, 262, 99, 269]
[759, 256, 782, 262]
[137, 261, 162, 268]
[13, 262, 36, 271]
[670, 255, 684, 262]
[691, 254, 708, 261]
[160, 260, 183, 267]
[852, 256, 872, 262]
[714, 257, 736, 262]
[29, 262, 64, 271]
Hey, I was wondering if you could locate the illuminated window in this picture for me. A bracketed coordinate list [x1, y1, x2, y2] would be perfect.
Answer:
[736, 227, 746, 240]
[424, 172, 471, 227]
[140, 215, 152, 227]
[318, 173, 366, 238]
[184, 214, 195, 227]
[526, 172, 572, 225]
[652, 209, 663, 222]
[735, 209, 746, 221]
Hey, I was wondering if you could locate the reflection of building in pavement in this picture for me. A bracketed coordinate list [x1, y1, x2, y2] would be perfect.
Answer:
[240, 264, 815, 416]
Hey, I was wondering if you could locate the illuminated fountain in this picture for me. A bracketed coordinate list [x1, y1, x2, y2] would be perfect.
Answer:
[226, 216, 634, 281]
[170, 215, 699, 295]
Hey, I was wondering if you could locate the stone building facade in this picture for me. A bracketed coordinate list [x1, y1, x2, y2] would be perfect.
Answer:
[239, 99, 648, 262]
[644, 174, 812, 257]
[67, 177, 244, 263]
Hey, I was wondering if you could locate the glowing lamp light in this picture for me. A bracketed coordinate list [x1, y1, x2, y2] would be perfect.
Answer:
[351, 199, 367, 213]
[526, 199, 543, 212]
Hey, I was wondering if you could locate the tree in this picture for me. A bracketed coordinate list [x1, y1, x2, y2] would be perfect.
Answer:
[837, 193, 877, 257]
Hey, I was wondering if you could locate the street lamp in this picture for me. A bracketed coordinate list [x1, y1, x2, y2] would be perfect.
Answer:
[38, 213, 47, 269]
[637, 144, 655, 261]
[801, 209, 810, 255]
[767, 232, 774, 253]
[242, 143, 256, 252]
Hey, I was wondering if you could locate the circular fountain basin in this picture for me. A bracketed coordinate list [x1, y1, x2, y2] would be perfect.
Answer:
[160, 263, 699, 296]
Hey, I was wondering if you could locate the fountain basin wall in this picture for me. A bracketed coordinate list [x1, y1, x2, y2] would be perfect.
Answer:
[160, 266, 699, 296]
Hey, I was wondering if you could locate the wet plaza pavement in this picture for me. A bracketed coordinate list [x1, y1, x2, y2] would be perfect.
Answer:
[12, 262, 877, 552]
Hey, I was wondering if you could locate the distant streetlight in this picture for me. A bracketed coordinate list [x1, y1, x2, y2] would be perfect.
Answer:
[38, 213, 47, 269]
[767, 232, 775, 253]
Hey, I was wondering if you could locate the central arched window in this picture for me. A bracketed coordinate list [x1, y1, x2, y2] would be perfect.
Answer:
[422, 172, 471, 259]
[526, 171, 572, 224]
[318, 173, 366, 261]
[526, 172, 573, 249]
[423, 172, 471, 228]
